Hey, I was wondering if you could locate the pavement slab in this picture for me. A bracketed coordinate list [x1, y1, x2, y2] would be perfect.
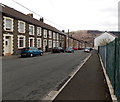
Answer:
[53, 51, 112, 101]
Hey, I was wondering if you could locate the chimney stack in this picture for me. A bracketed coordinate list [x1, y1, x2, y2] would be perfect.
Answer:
[62, 30, 65, 33]
[40, 17, 44, 22]
[27, 13, 33, 17]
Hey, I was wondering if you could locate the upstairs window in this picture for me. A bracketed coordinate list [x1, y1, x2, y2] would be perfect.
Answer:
[29, 25, 34, 35]
[56, 33, 59, 40]
[4, 16, 13, 31]
[37, 27, 42, 36]
[59, 35, 62, 40]
[49, 30, 52, 38]
[53, 32, 56, 39]
[44, 29, 47, 38]
[18, 21, 25, 33]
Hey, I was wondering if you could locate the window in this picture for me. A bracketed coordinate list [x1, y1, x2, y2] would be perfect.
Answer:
[56, 41, 59, 47]
[49, 40, 52, 48]
[53, 32, 56, 39]
[49, 31, 52, 38]
[37, 38, 41, 48]
[18, 35, 25, 48]
[37, 27, 42, 36]
[53, 41, 56, 47]
[56, 33, 59, 40]
[62, 36, 65, 40]
[18, 21, 25, 33]
[29, 25, 34, 35]
[44, 29, 47, 38]
[4, 16, 13, 31]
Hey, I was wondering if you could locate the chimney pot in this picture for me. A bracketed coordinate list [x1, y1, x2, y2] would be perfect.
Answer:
[27, 13, 33, 17]
[62, 30, 65, 33]
[40, 17, 44, 22]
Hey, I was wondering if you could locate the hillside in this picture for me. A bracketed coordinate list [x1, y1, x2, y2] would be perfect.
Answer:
[69, 30, 102, 43]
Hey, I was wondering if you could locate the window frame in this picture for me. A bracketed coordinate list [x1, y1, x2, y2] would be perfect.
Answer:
[29, 24, 34, 35]
[53, 32, 56, 40]
[37, 38, 41, 48]
[18, 20, 25, 33]
[3, 16, 14, 32]
[49, 30, 52, 38]
[37, 27, 42, 36]
[56, 33, 59, 40]
[29, 37, 35, 47]
[53, 40, 56, 47]
[49, 40, 52, 48]
[44, 29, 47, 38]
[18, 35, 26, 49]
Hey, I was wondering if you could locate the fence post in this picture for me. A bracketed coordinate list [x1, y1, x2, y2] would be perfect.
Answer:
[114, 38, 117, 95]
[105, 45, 106, 68]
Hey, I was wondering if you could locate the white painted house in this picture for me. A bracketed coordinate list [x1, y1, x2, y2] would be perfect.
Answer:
[94, 32, 117, 49]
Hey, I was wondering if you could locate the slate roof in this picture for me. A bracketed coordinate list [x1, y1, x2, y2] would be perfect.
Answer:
[1, 4, 64, 35]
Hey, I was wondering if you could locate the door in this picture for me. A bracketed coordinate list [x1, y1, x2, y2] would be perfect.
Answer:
[30, 39, 33, 47]
[4, 36, 11, 55]
[43, 39, 47, 52]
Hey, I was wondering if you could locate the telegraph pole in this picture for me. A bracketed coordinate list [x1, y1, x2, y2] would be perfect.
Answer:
[68, 29, 69, 47]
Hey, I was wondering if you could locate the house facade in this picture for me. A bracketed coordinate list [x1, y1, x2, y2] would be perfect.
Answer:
[94, 32, 117, 49]
[0, 4, 80, 56]
[66, 36, 80, 48]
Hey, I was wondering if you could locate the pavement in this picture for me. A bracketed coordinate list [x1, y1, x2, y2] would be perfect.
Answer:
[52, 51, 112, 101]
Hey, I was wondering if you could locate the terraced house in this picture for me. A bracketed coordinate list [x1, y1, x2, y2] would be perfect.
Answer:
[0, 4, 80, 56]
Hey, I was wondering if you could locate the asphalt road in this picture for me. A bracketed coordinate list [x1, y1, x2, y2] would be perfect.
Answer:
[2, 50, 90, 100]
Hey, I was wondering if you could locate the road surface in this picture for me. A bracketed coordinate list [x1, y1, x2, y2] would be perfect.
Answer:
[2, 50, 89, 100]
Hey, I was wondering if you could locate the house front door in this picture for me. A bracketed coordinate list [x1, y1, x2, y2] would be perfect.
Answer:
[4, 36, 11, 55]
[30, 39, 33, 47]
[43, 39, 47, 52]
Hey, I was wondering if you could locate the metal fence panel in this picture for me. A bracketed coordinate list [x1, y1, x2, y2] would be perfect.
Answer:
[115, 38, 120, 100]
[106, 40, 116, 89]
[99, 38, 120, 101]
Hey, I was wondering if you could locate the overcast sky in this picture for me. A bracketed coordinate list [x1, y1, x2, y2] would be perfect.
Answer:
[1, 0, 119, 32]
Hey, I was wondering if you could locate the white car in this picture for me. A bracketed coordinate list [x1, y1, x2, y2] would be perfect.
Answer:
[84, 48, 90, 53]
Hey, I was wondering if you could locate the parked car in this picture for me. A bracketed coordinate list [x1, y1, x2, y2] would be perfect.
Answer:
[84, 48, 90, 53]
[73, 48, 77, 50]
[52, 47, 64, 53]
[89, 48, 93, 51]
[21, 47, 43, 57]
[65, 47, 74, 53]
[78, 48, 84, 50]
[58, 47, 65, 52]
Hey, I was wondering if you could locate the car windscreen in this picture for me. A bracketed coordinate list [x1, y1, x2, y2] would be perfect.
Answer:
[22, 48, 30, 51]
[53, 47, 58, 49]
[66, 48, 71, 50]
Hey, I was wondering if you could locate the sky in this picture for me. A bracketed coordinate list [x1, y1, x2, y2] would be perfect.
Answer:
[0, 0, 119, 32]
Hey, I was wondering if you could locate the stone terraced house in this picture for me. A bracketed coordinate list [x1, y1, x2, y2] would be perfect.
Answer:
[0, 4, 81, 56]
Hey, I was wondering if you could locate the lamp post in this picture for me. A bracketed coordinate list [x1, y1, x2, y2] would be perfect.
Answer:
[68, 29, 69, 48]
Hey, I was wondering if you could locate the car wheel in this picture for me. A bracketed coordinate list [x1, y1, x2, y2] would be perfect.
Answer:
[30, 53, 34, 57]
[40, 53, 43, 56]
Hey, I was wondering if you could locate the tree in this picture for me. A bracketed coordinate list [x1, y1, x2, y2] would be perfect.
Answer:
[99, 39, 111, 46]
